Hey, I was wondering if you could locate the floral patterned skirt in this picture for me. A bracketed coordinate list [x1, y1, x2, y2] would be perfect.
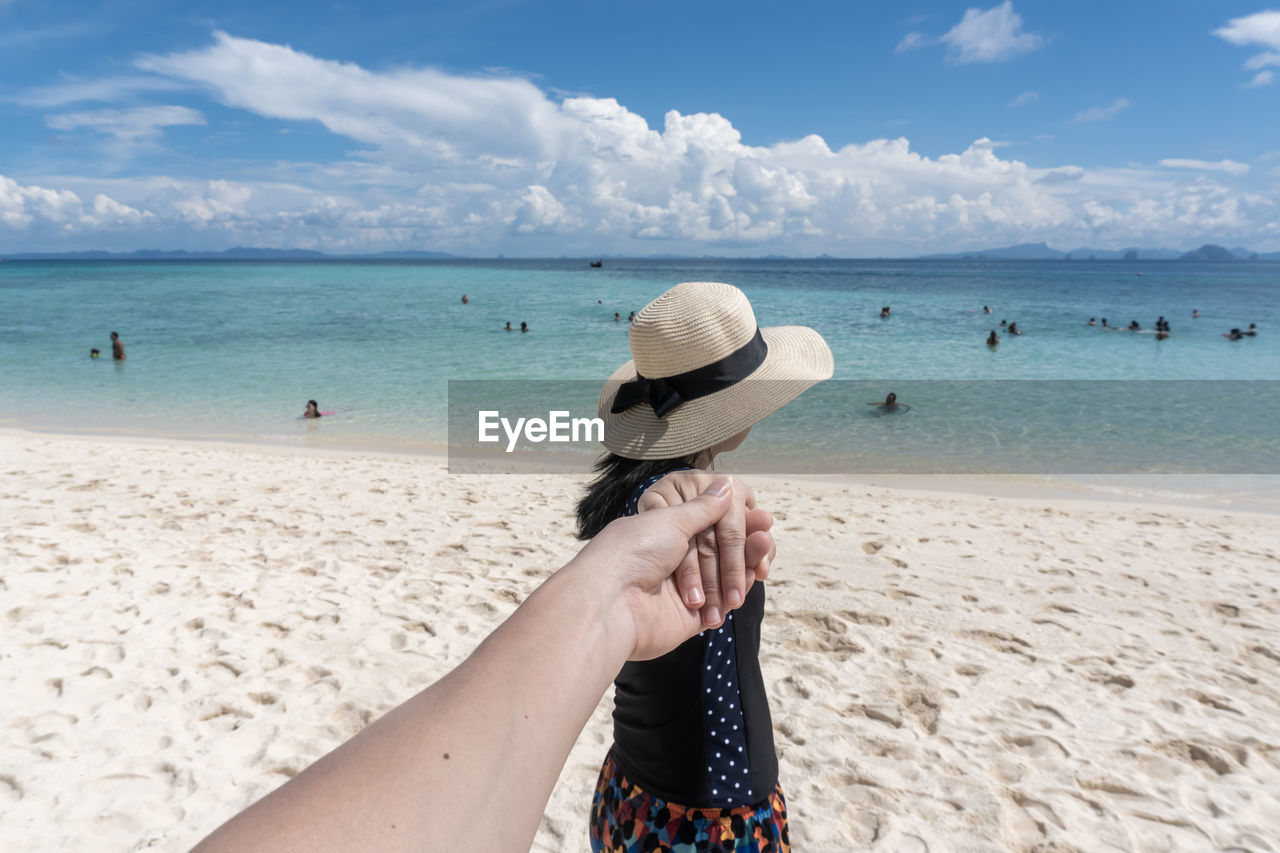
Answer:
[589, 751, 790, 853]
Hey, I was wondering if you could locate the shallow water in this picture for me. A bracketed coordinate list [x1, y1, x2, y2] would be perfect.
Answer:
[3, 257, 1277, 505]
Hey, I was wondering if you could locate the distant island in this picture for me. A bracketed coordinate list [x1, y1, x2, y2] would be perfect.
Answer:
[3, 242, 1280, 262]
[916, 242, 1280, 261]
[0, 247, 460, 261]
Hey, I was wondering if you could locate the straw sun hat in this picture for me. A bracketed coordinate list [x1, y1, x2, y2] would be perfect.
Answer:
[599, 281, 834, 460]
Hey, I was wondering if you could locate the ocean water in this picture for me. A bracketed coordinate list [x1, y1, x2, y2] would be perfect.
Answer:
[2, 258, 1278, 503]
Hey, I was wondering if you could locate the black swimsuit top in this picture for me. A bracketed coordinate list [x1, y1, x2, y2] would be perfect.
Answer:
[609, 475, 778, 808]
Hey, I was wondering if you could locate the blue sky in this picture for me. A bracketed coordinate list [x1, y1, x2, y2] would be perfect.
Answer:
[2, 0, 1279, 255]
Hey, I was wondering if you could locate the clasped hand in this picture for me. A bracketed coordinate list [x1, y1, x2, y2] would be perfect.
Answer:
[564, 476, 775, 661]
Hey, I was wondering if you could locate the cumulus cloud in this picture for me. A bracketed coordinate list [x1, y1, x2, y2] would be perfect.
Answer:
[4, 33, 1278, 255]
[0, 174, 148, 230]
[1069, 98, 1130, 124]
[45, 105, 205, 141]
[1007, 90, 1038, 108]
[939, 2, 1043, 64]
[1158, 158, 1250, 176]
[1215, 11, 1280, 87]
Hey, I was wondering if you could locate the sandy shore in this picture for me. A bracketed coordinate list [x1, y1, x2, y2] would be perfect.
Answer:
[2, 429, 1278, 852]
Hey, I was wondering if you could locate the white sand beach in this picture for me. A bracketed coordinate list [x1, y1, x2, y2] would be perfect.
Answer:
[2, 429, 1278, 852]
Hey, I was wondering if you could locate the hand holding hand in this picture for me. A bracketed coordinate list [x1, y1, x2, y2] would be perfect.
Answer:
[635, 471, 776, 628]
[566, 481, 770, 661]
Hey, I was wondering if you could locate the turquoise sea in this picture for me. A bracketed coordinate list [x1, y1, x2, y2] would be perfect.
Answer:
[2, 258, 1278, 504]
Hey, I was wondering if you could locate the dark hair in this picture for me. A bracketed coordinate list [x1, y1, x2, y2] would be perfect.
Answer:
[307, 399, 321, 417]
[576, 453, 700, 539]
[110, 331, 118, 338]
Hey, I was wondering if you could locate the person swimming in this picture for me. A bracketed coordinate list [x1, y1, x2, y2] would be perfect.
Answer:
[983, 305, 992, 314]
[90, 348, 100, 359]
[628, 311, 635, 322]
[987, 330, 999, 346]
[1087, 318, 1097, 326]
[304, 400, 322, 418]
[1101, 318, 1109, 328]
[615, 313, 621, 322]
[461, 294, 469, 304]
[520, 321, 529, 333]
[1193, 309, 1200, 318]
[1225, 328, 1244, 340]
[1008, 322, 1021, 335]
[505, 322, 513, 331]
[1128, 320, 1140, 331]
[1246, 323, 1258, 337]
[880, 306, 891, 319]
[868, 392, 910, 414]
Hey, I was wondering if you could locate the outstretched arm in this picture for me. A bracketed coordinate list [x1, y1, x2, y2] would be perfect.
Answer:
[195, 481, 769, 853]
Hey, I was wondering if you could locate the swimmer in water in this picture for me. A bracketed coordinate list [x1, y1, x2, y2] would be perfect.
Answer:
[628, 311, 635, 322]
[1101, 318, 1109, 328]
[304, 400, 322, 419]
[1193, 309, 1200, 318]
[983, 305, 992, 314]
[1246, 323, 1258, 337]
[461, 294, 469, 304]
[615, 313, 621, 322]
[1008, 322, 1021, 335]
[505, 322, 513, 331]
[1128, 321, 1140, 331]
[880, 306, 891, 319]
[987, 330, 1000, 347]
[999, 319, 1007, 327]
[1087, 318, 1097, 326]
[868, 392, 910, 414]
[1226, 328, 1243, 340]
[521, 321, 529, 333]
[90, 348, 100, 359]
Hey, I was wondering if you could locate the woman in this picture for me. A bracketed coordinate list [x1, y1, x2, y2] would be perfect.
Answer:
[303, 400, 322, 418]
[577, 281, 832, 852]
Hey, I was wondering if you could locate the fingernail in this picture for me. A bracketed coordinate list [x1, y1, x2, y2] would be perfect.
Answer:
[727, 589, 743, 609]
[705, 606, 722, 625]
[706, 480, 731, 497]
[686, 587, 705, 606]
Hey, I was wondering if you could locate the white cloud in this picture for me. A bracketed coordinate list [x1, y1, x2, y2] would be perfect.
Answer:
[1247, 70, 1274, 87]
[940, 2, 1043, 64]
[1215, 11, 1280, 49]
[13, 75, 187, 107]
[45, 105, 205, 141]
[1007, 90, 1038, 108]
[1244, 51, 1280, 70]
[895, 31, 927, 53]
[1069, 98, 1130, 124]
[136, 32, 562, 162]
[1158, 158, 1250, 176]
[1215, 11, 1280, 85]
[0, 174, 148, 230]
[5, 34, 1278, 255]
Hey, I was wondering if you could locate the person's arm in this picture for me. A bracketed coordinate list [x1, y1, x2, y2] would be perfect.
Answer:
[195, 481, 770, 853]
